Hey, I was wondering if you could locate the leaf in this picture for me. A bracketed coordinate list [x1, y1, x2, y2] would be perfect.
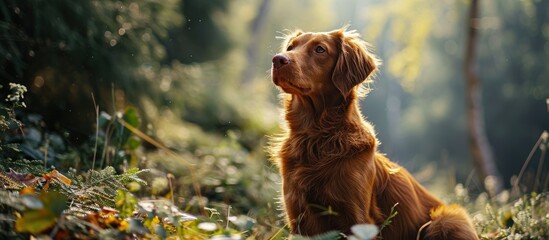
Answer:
[44, 169, 72, 185]
[229, 215, 256, 231]
[39, 191, 68, 216]
[351, 224, 379, 240]
[15, 208, 57, 234]
[123, 107, 141, 128]
[137, 199, 197, 224]
[293, 231, 341, 240]
[15, 191, 67, 234]
[7, 168, 41, 186]
[154, 223, 167, 239]
[126, 218, 150, 235]
[21, 195, 43, 209]
[197, 222, 218, 232]
[115, 189, 137, 218]
[0, 171, 25, 190]
[126, 135, 141, 150]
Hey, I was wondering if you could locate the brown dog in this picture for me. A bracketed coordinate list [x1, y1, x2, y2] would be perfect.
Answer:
[269, 27, 478, 239]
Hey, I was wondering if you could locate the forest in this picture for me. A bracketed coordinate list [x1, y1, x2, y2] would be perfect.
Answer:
[0, 0, 548, 239]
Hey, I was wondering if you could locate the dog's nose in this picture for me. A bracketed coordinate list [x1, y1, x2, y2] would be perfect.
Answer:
[272, 54, 290, 69]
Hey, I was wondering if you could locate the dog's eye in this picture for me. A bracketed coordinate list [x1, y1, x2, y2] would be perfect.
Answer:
[286, 45, 293, 51]
[315, 46, 325, 53]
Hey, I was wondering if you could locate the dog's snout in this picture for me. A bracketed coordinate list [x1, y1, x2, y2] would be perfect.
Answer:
[272, 54, 291, 69]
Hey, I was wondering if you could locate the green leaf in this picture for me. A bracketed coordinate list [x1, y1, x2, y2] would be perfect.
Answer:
[123, 107, 140, 128]
[40, 192, 68, 216]
[115, 189, 138, 218]
[127, 218, 150, 235]
[293, 231, 341, 240]
[154, 223, 167, 239]
[16, 208, 57, 234]
[15, 192, 67, 234]
[127, 135, 141, 150]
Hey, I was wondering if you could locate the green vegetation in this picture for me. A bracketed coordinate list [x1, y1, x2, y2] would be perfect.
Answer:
[1, 81, 547, 238]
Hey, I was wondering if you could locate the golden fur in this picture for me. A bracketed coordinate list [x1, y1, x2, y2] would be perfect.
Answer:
[269, 27, 478, 239]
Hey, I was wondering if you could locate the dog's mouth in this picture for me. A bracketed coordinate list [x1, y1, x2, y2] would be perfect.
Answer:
[272, 68, 312, 94]
[275, 80, 312, 95]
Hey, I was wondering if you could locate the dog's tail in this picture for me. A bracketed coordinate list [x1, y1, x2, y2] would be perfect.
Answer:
[420, 204, 478, 240]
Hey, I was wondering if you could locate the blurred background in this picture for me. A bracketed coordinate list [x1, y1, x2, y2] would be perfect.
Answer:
[1, 0, 548, 222]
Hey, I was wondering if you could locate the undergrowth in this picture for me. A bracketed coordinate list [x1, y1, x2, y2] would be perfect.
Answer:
[0, 82, 548, 239]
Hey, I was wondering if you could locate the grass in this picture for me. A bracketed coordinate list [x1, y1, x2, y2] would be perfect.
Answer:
[0, 83, 547, 239]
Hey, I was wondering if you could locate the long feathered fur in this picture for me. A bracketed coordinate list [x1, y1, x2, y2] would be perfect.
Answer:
[269, 27, 478, 239]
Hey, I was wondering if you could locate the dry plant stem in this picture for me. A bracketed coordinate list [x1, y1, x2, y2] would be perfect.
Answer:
[226, 206, 232, 229]
[100, 121, 114, 169]
[91, 93, 100, 171]
[268, 220, 292, 240]
[533, 147, 546, 192]
[167, 173, 175, 205]
[542, 174, 549, 189]
[514, 132, 545, 194]
[43, 134, 49, 168]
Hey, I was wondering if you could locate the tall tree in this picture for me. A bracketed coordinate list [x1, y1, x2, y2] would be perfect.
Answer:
[464, 0, 503, 193]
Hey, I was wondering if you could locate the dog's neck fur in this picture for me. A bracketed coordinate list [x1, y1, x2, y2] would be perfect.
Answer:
[283, 89, 364, 132]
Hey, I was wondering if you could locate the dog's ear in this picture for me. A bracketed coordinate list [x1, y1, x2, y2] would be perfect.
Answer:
[331, 30, 379, 100]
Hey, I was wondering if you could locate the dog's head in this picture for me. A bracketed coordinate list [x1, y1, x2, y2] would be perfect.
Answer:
[271, 27, 379, 100]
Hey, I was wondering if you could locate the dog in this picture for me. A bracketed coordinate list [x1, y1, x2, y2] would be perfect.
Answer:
[269, 26, 478, 239]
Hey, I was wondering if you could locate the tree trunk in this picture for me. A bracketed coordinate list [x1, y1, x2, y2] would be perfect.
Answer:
[464, 0, 503, 194]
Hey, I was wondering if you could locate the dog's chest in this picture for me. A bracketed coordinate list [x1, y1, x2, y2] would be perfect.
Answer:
[280, 134, 351, 187]
[282, 132, 341, 162]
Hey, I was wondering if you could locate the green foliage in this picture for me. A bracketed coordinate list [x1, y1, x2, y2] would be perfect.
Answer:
[115, 189, 137, 218]
[0, 0, 547, 239]
[4, 83, 27, 109]
[0, 0, 181, 82]
[95, 108, 144, 169]
[0, 166, 152, 238]
[293, 231, 342, 240]
[0, 83, 24, 131]
[0, 81, 272, 239]
[15, 191, 67, 234]
[476, 192, 549, 239]
[163, 0, 231, 64]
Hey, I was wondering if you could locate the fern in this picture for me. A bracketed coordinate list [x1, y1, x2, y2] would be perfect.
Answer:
[0, 190, 26, 212]
[60, 166, 149, 209]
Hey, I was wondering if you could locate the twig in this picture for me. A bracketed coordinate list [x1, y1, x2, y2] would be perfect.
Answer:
[514, 131, 547, 194]
[43, 133, 49, 168]
[91, 93, 99, 171]
[533, 131, 548, 192]
[226, 205, 232, 229]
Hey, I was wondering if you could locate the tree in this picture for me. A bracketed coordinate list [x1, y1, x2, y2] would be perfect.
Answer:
[0, 0, 182, 139]
[464, 0, 503, 193]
